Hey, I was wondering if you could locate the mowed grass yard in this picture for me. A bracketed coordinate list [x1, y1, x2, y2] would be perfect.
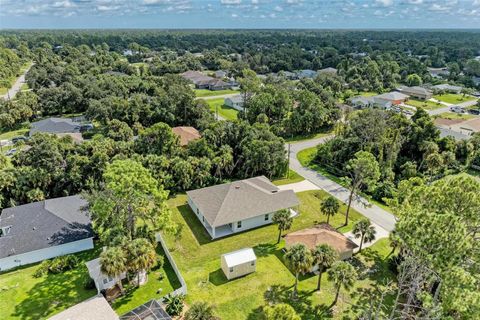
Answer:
[433, 93, 476, 104]
[272, 169, 305, 186]
[206, 98, 239, 121]
[435, 112, 477, 121]
[405, 98, 443, 110]
[0, 245, 180, 319]
[163, 191, 392, 319]
[195, 89, 239, 98]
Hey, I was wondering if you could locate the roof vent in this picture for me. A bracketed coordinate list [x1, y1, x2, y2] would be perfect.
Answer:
[271, 190, 278, 193]
[235, 186, 240, 189]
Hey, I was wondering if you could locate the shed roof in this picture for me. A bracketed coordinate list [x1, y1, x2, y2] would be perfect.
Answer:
[186, 176, 299, 227]
[49, 295, 118, 320]
[285, 223, 358, 253]
[0, 195, 92, 259]
[222, 248, 256, 267]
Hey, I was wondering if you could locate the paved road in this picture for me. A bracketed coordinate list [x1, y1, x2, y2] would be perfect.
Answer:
[1, 64, 33, 100]
[287, 137, 397, 232]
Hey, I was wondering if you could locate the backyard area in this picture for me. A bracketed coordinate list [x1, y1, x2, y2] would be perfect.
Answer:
[195, 89, 239, 98]
[405, 98, 443, 110]
[434, 112, 477, 121]
[206, 98, 239, 121]
[163, 191, 391, 319]
[433, 93, 476, 104]
[0, 245, 180, 319]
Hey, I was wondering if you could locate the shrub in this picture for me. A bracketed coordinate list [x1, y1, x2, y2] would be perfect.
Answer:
[164, 293, 185, 316]
[33, 260, 51, 278]
[84, 277, 96, 290]
[152, 255, 164, 271]
[48, 255, 79, 274]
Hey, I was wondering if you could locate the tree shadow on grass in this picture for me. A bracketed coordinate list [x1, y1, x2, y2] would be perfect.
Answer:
[253, 242, 278, 257]
[12, 250, 98, 320]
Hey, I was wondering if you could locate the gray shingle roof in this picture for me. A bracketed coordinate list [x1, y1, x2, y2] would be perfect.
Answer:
[30, 117, 81, 136]
[186, 176, 299, 227]
[0, 195, 93, 259]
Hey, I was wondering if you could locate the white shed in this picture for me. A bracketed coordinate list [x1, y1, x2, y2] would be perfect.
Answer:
[221, 248, 256, 280]
[86, 258, 126, 293]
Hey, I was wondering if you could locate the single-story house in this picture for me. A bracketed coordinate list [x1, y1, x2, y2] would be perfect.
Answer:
[221, 248, 256, 280]
[285, 223, 358, 267]
[396, 86, 433, 100]
[29, 118, 82, 136]
[428, 67, 449, 78]
[186, 176, 299, 239]
[120, 300, 171, 320]
[56, 132, 84, 144]
[86, 257, 127, 294]
[297, 69, 317, 79]
[214, 70, 227, 78]
[375, 92, 410, 106]
[180, 70, 212, 85]
[279, 71, 297, 80]
[0, 195, 93, 271]
[207, 78, 232, 91]
[224, 94, 245, 111]
[349, 96, 375, 109]
[49, 295, 119, 320]
[432, 84, 463, 94]
[172, 126, 201, 146]
[318, 67, 338, 76]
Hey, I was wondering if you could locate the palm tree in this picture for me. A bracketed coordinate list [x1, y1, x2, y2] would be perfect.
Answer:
[284, 243, 313, 298]
[127, 238, 157, 286]
[272, 209, 293, 244]
[352, 218, 376, 252]
[327, 261, 358, 306]
[184, 301, 216, 320]
[311, 244, 338, 291]
[320, 196, 340, 225]
[388, 228, 401, 256]
[164, 293, 185, 316]
[100, 246, 127, 290]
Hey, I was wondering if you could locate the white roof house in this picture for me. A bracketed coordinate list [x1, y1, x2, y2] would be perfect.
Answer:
[221, 248, 257, 280]
[86, 258, 126, 293]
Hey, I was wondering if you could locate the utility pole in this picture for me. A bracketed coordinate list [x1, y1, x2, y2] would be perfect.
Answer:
[286, 143, 291, 178]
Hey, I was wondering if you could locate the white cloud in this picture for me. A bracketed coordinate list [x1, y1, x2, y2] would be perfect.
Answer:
[405, 0, 423, 4]
[274, 5, 283, 11]
[231, 13, 238, 17]
[429, 3, 449, 11]
[220, 0, 241, 4]
[375, 0, 393, 6]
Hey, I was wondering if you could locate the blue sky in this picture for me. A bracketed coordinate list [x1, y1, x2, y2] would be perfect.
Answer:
[1, 0, 480, 29]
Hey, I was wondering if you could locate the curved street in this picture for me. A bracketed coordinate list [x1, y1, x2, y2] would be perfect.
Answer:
[285, 137, 397, 234]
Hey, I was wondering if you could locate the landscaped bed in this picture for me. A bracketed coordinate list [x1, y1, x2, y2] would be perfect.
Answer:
[206, 98, 239, 121]
[163, 192, 391, 319]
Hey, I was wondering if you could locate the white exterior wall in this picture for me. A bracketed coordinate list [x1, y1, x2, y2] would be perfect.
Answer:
[232, 213, 272, 233]
[188, 196, 214, 238]
[224, 98, 244, 111]
[0, 237, 94, 271]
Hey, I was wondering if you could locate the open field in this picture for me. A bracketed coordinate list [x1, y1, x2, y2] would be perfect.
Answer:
[162, 192, 386, 319]
[195, 89, 239, 98]
[433, 93, 476, 104]
[206, 98, 239, 121]
[405, 98, 443, 110]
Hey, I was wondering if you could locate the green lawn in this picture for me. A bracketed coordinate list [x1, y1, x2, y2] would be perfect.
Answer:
[405, 98, 443, 110]
[272, 169, 305, 186]
[358, 91, 379, 97]
[20, 83, 29, 91]
[0, 127, 29, 141]
[0, 244, 180, 319]
[0, 87, 7, 95]
[163, 191, 378, 319]
[206, 98, 239, 121]
[285, 131, 333, 143]
[195, 89, 239, 98]
[0, 248, 99, 320]
[111, 246, 181, 315]
[433, 93, 476, 104]
[435, 112, 477, 121]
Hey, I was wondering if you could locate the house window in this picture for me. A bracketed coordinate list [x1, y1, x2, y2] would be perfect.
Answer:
[202, 216, 205, 222]
[102, 278, 108, 284]
[196, 208, 199, 215]
[229, 267, 234, 273]
[264, 214, 269, 221]
[0, 226, 12, 237]
[108, 276, 113, 282]
[237, 221, 242, 228]
[250, 261, 255, 266]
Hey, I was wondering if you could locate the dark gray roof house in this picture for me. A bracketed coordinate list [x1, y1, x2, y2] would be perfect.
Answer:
[187, 176, 299, 239]
[0, 195, 94, 271]
[29, 117, 81, 136]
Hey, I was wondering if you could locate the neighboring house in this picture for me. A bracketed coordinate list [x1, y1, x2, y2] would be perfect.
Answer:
[428, 67, 449, 78]
[172, 126, 201, 146]
[297, 69, 317, 79]
[183, 70, 232, 90]
[432, 84, 463, 94]
[0, 195, 93, 271]
[396, 86, 432, 100]
[285, 223, 358, 268]
[221, 248, 257, 280]
[349, 96, 375, 109]
[214, 70, 227, 78]
[374, 91, 409, 108]
[86, 257, 127, 294]
[49, 295, 119, 320]
[207, 78, 232, 91]
[181, 70, 212, 86]
[56, 132, 84, 144]
[318, 67, 338, 76]
[29, 117, 82, 136]
[120, 300, 171, 320]
[186, 176, 299, 239]
[434, 117, 480, 137]
[224, 94, 245, 111]
[280, 71, 297, 80]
